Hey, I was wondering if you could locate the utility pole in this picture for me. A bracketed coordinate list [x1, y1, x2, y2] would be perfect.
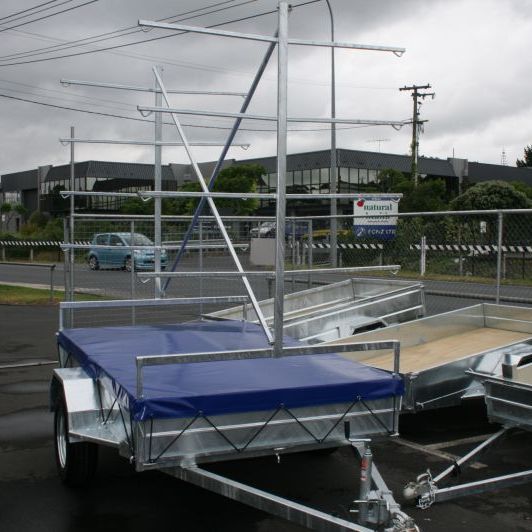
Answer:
[400, 84, 434, 185]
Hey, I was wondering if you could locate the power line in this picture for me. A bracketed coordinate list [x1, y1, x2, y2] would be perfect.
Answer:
[0, 0, 62, 23]
[0, 0, 99, 35]
[0, 0, 241, 61]
[0, 0, 75, 27]
[0, 92, 386, 133]
[0, 0, 321, 67]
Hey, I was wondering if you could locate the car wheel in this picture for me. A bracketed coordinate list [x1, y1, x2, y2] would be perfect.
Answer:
[88, 256, 99, 270]
[54, 396, 98, 487]
[124, 256, 133, 272]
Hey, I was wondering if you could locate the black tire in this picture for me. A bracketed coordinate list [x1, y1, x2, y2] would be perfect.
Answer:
[88, 255, 99, 271]
[54, 397, 98, 487]
[124, 256, 133, 272]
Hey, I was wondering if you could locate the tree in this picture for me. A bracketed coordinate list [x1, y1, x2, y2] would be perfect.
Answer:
[120, 197, 153, 215]
[376, 169, 449, 212]
[377, 168, 406, 192]
[0, 202, 27, 233]
[450, 180, 531, 211]
[510, 181, 532, 200]
[516, 145, 532, 167]
[165, 164, 265, 216]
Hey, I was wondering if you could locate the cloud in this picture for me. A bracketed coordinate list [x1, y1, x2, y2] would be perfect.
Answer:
[0, 0, 530, 176]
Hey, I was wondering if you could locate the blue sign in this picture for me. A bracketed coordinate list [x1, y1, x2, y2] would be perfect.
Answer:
[353, 225, 397, 240]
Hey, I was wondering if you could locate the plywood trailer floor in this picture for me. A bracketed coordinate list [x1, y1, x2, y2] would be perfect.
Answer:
[333, 328, 532, 373]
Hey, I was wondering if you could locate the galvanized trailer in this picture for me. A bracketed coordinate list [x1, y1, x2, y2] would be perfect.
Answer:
[325, 304, 532, 411]
[404, 336, 532, 508]
[50, 300, 417, 531]
[209, 277, 425, 343]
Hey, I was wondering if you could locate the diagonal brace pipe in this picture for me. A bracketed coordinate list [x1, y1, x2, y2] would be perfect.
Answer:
[152, 67, 273, 343]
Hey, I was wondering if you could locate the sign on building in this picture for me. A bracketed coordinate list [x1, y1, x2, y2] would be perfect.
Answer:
[353, 195, 401, 240]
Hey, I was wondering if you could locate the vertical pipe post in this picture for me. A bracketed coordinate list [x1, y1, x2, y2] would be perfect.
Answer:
[308, 219, 313, 288]
[325, 0, 337, 268]
[69, 126, 75, 326]
[273, 0, 289, 356]
[63, 217, 69, 321]
[199, 218, 204, 317]
[130, 220, 136, 325]
[496, 211, 503, 304]
[154, 66, 163, 298]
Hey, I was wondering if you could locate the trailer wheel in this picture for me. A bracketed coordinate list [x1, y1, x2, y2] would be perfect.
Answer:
[54, 397, 98, 487]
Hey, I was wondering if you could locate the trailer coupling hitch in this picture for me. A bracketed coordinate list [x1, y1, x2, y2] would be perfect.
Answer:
[351, 498, 419, 532]
[403, 470, 436, 509]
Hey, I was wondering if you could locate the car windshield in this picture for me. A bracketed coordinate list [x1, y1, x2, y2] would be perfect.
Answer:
[122, 234, 153, 246]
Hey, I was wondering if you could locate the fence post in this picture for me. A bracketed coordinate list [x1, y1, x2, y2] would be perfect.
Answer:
[1, 246, 5, 261]
[496, 211, 503, 304]
[30, 247, 34, 262]
[420, 236, 426, 277]
[49, 264, 56, 302]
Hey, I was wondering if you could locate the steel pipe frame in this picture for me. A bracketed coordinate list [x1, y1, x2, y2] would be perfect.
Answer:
[162, 35, 279, 294]
[136, 339, 401, 397]
[136, 265, 401, 277]
[60, 78, 247, 97]
[59, 138, 250, 147]
[60, 190, 404, 201]
[151, 67, 273, 343]
[137, 105, 407, 128]
[274, 1, 289, 355]
[137, 19, 405, 55]
[58, 296, 249, 330]
[170, 465, 374, 532]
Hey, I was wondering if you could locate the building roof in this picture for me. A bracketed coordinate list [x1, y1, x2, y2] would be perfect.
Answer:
[43, 161, 177, 182]
[1, 168, 38, 192]
[468, 162, 532, 186]
[238, 149, 457, 177]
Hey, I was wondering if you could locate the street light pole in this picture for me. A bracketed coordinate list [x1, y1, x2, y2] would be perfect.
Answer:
[324, 0, 337, 268]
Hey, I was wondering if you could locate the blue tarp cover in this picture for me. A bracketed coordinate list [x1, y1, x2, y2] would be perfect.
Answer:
[57, 320, 403, 421]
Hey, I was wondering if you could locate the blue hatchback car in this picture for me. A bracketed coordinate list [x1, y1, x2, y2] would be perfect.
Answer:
[87, 232, 168, 271]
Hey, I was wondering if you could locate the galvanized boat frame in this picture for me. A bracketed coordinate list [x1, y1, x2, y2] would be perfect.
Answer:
[50, 3, 421, 530]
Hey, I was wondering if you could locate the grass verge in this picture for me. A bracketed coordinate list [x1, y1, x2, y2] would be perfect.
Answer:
[0, 284, 104, 305]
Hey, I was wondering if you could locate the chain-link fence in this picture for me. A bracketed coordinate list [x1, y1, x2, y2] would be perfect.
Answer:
[52, 209, 532, 324]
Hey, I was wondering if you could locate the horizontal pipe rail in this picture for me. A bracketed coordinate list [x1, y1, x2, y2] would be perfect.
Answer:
[136, 340, 401, 397]
[59, 296, 249, 310]
[136, 265, 401, 278]
[66, 208, 532, 221]
[137, 104, 406, 127]
[59, 296, 249, 330]
[138, 19, 405, 54]
[59, 138, 250, 147]
[60, 79, 247, 97]
[60, 190, 404, 201]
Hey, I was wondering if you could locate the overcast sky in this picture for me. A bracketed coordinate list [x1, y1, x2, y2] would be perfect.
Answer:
[0, 0, 530, 175]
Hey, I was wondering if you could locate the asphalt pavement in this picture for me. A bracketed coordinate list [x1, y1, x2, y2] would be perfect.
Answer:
[0, 303, 531, 532]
